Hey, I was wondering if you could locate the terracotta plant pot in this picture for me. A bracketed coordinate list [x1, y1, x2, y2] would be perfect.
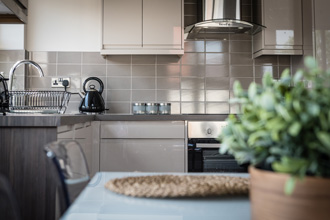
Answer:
[249, 166, 330, 220]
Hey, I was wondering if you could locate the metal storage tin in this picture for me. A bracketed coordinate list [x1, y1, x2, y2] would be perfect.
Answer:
[145, 103, 158, 114]
[158, 103, 171, 114]
[132, 103, 146, 115]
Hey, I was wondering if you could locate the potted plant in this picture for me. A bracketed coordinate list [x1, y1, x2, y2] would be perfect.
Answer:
[220, 57, 330, 220]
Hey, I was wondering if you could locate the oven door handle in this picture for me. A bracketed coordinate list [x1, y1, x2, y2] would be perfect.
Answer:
[196, 143, 221, 149]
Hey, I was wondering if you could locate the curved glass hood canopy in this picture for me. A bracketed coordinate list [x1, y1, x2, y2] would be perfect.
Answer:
[185, 0, 265, 39]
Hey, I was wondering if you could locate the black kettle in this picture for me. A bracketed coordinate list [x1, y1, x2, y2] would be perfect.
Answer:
[79, 77, 106, 114]
[0, 73, 10, 115]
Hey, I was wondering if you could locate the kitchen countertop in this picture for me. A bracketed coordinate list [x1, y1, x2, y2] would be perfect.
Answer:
[0, 114, 95, 127]
[95, 114, 229, 121]
[0, 114, 229, 127]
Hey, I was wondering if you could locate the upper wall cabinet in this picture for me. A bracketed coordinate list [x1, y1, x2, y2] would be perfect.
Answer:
[252, 0, 303, 58]
[101, 0, 184, 55]
[314, 0, 330, 71]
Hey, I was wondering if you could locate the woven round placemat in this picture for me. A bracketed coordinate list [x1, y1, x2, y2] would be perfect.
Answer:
[105, 175, 249, 198]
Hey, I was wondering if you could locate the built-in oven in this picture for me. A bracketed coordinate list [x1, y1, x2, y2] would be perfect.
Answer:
[187, 121, 247, 173]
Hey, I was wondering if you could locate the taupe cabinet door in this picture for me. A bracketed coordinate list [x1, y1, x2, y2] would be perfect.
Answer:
[102, 0, 184, 54]
[103, 0, 143, 48]
[314, 0, 330, 70]
[100, 121, 185, 172]
[143, 0, 182, 49]
[253, 0, 303, 57]
[101, 139, 184, 172]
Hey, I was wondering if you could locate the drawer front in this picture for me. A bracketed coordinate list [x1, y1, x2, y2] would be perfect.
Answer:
[101, 121, 184, 138]
[100, 139, 184, 172]
[57, 122, 91, 139]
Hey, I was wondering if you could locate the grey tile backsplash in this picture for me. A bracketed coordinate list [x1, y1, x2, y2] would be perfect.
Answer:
[0, 34, 293, 114]
[0, 50, 27, 90]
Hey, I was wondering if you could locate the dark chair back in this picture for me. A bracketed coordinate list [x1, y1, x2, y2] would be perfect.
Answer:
[0, 174, 21, 220]
[45, 140, 90, 214]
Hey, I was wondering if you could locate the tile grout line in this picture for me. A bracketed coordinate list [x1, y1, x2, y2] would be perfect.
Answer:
[80, 52, 83, 94]
[179, 54, 182, 114]
[56, 51, 58, 77]
[155, 55, 157, 103]
[204, 39, 207, 114]
[130, 55, 133, 114]
[105, 55, 108, 110]
[228, 34, 232, 114]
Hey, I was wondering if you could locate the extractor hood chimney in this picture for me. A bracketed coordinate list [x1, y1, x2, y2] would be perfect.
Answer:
[0, 0, 27, 24]
[185, 0, 264, 39]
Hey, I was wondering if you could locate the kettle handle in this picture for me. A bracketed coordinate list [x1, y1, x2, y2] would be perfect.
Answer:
[83, 77, 104, 94]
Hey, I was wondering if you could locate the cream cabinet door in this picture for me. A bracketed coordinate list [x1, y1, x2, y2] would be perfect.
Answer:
[100, 139, 185, 172]
[143, 0, 182, 49]
[103, 0, 143, 49]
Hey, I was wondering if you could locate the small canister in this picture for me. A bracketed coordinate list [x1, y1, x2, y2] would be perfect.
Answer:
[158, 103, 171, 115]
[132, 103, 146, 115]
[145, 103, 158, 114]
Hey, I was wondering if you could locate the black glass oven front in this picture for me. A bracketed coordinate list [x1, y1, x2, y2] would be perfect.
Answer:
[188, 138, 247, 173]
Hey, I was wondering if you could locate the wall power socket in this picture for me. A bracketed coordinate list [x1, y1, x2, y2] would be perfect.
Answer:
[51, 77, 71, 88]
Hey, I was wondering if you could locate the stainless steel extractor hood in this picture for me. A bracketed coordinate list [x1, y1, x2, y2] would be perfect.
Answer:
[0, 0, 27, 24]
[185, 0, 264, 39]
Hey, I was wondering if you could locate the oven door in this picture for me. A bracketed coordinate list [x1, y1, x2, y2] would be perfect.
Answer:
[188, 139, 247, 173]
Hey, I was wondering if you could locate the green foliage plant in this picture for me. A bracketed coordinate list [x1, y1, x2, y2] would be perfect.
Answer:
[219, 57, 330, 194]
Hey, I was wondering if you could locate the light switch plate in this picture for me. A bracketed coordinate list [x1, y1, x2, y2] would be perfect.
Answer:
[51, 77, 71, 88]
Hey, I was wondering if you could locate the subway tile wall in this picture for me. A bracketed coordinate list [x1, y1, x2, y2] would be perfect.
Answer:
[0, 35, 292, 114]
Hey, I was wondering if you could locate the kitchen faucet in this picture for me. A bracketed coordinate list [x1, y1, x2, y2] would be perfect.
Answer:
[8, 60, 44, 91]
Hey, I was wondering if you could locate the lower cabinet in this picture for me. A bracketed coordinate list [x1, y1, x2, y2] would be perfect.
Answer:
[100, 121, 185, 172]
[57, 121, 99, 177]
[56, 120, 186, 173]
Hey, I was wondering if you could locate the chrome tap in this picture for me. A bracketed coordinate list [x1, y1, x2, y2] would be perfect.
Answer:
[8, 60, 44, 91]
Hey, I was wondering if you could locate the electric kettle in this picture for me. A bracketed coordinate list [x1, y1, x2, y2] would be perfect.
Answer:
[0, 72, 10, 115]
[79, 77, 106, 114]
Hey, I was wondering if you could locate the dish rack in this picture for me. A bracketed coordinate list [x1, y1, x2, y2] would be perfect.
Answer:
[9, 91, 71, 114]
